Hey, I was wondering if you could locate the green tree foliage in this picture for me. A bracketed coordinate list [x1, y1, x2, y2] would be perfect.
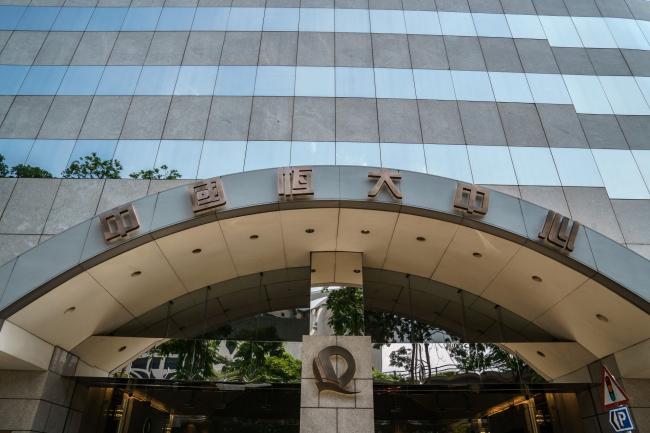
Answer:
[154, 339, 222, 380]
[11, 164, 52, 178]
[323, 287, 365, 336]
[129, 165, 181, 180]
[62, 153, 122, 179]
[0, 154, 8, 177]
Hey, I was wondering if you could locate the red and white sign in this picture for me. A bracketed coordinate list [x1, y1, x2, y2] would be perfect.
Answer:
[602, 366, 629, 410]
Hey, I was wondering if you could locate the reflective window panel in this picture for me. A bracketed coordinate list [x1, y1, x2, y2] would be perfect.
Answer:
[174, 66, 219, 96]
[550, 148, 603, 187]
[571, 17, 617, 49]
[295, 67, 335, 97]
[134, 66, 180, 96]
[263, 7, 299, 32]
[290, 141, 335, 166]
[335, 67, 375, 98]
[113, 140, 160, 177]
[451, 71, 494, 102]
[214, 66, 256, 96]
[26, 140, 75, 177]
[370, 10, 406, 34]
[605, 18, 650, 50]
[96, 66, 142, 96]
[18, 66, 67, 95]
[509, 146, 561, 186]
[489, 72, 533, 103]
[467, 145, 517, 185]
[538, 15, 583, 48]
[0, 66, 29, 95]
[299, 8, 334, 32]
[380, 142, 427, 173]
[227, 7, 264, 31]
[121, 7, 162, 31]
[244, 141, 291, 170]
[404, 11, 441, 35]
[87, 7, 127, 31]
[598, 76, 650, 115]
[155, 140, 202, 179]
[562, 75, 613, 114]
[16, 6, 59, 31]
[68, 140, 117, 165]
[438, 11, 476, 36]
[472, 13, 511, 38]
[0, 139, 34, 168]
[191, 7, 229, 31]
[58, 66, 104, 96]
[413, 69, 455, 100]
[336, 141, 381, 166]
[198, 140, 246, 178]
[157, 7, 195, 31]
[526, 73, 572, 105]
[374, 68, 416, 99]
[505, 14, 546, 39]
[424, 144, 473, 183]
[592, 149, 650, 199]
[335, 8, 370, 33]
[254, 66, 295, 97]
[52, 7, 93, 31]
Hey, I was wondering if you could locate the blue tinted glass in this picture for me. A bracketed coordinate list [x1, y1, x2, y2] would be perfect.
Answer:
[214, 66, 256, 96]
[592, 149, 650, 199]
[122, 7, 162, 31]
[632, 150, 650, 190]
[505, 14, 545, 39]
[404, 11, 441, 35]
[381, 142, 426, 172]
[227, 7, 264, 31]
[550, 148, 603, 187]
[198, 140, 246, 178]
[335, 8, 369, 33]
[637, 76, 650, 103]
[0, 6, 26, 30]
[26, 140, 75, 177]
[157, 7, 195, 31]
[510, 147, 560, 186]
[489, 72, 533, 103]
[175, 66, 218, 95]
[0, 66, 29, 95]
[539, 16, 582, 48]
[290, 141, 335, 166]
[472, 13, 510, 38]
[96, 66, 142, 96]
[369, 10, 406, 34]
[0, 139, 34, 167]
[562, 75, 612, 114]
[135, 66, 180, 95]
[424, 144, 472, 183]
[299, 8, 334, 32]
[113, 140, 160, 177]
[571, 17, 617, 49]
[467, 145, 517, 185]
[451, 71, 494, 102]
[254, 66, 295, 96]
[526, 73, 572, 105]
[374, 68, 415, 99]
[16, 7, 60, 31]
[51, 7, 93, 31]
[413, 69, 455, 100]
[87, 7, 127, 31]
[18, 66, 67, 96]
[58, 66, 103, 95]
[192, 7, 229, 30]
[244, 141, 291, 170]
[336, 142, 381, 166]
[438, 11, 476, 36]
[155, 140, 202, 179]
[335, 67, 375, 98]
[599, 76, 650, 115]
[263, 8, 299, 31]
[68, 140, 117, 165]
[295, 67, 334, 97]
[605, 17, 650, 50]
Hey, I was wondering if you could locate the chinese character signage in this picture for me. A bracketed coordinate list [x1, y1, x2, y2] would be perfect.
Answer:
[368, 170, 402, 199]
[278, 167, 314, 198]
[190, 177, 227, 213]
[454, 183, 489, 215]
[100, 204, 140, 242]
[538, 210, 580, 252]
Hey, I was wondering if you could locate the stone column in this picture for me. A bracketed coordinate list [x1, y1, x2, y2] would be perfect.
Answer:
[300, 335, 374, 433]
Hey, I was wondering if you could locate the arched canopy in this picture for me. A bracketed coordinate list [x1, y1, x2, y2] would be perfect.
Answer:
[0, 167, 648, 380]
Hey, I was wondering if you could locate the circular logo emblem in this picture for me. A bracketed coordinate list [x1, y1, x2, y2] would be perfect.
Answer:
[313, 346, 359, 395]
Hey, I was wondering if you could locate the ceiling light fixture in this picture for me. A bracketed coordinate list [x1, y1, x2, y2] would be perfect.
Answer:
[416, 236, 426, 242]
[64, 306, 76, 314]
[596, 313, 609, 323]
[192, 248, 202, 254]
[305, 228, 315, 234]
[472, 252, 482, 258]
[361, 229, 370, 234]
[536, 351, 546, 358]
[118, 346, 127, 352]
[353, 269, 361, 274]
[531, 275, 543, 283]
[249, 234, 259, 239]
[130, 271, 142, 277]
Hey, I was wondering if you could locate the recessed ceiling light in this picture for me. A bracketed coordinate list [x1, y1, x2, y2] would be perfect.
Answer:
[305, 228, 315, 234]
[536, 351, 545, 358]
[311, 268, 316, 273]
[130, 271, 142, 277]
[361, 229, 370, 234]
[353, 269, 361, 274]
[531, 275, 543, 283]
[118, 346, 127, 352]
[596, 313, 609, 323]
[472, 252, 482, 258]
[249, 234, 259, 239]
[192, 248, 202, 254]
[64, 306, 76, 314]
[416, 236, 426, 242]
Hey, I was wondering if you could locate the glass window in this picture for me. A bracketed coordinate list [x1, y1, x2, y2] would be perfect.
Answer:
[335, 67, 375, 98]
[155, 140, 202, 179]
[26, 140, 75, 177]
[369, 10, 406, 34]
[0, 6, 26, 31]
[0, 66, 29, 95]
[505, 14, 545, 39]
[424, 144, 472, 183]
[244, 141, 291, 170]
[113, 140, 160, 177]
[592, 149, 650, 199]
[198, 140, 246, 178]
[51, 7, 93, 31]
[489, 72, 533, 103]
[192, 7, 229, 31]
[18, 66, 67, 95]
[636, 76, 650, 104]
[438, 11, 476, 37]
[68, 140, 117, 164]
[526, 73, 572, 105]
[16, 6, 59, 31]
[466, 145, 517, 185]
[214, 66, 256, 96]
[58, 66, 103, 96]
[404, 11, 441, 35]
[639, 20, 650, 44]
[295, 67, 334, 97]
[263, 8, 299, 31]
[227, 7, 264, 31]
[472, 13, 510, 38]
[539, 16, 583, 48]
[157, 7, 195, 31]
[290, 141, 335, 166]
[254, 66, 295, 96]
[135, 66, 180, 96]
[87, 7, 127, 31]
[175, 66, 218, 96]
[0, 139, 33, 168]
[571, 17, 617, 49]
[299, 8, 334, 32]
[335, 8, 370, 33]
[413, 69, 455, 100]
[121, 7, 162, 31]
[598, 76, 650, 116]
[451, 70, 494, 102]
[550, 147, 603, 187]
[96, 66, 142, 96]
[632, 150, 650, 191]
[605, 18, 650, 50]
[380, 142, 427, 173]
[336, 141, 381, 166]
[374, 68, 415, 99]
[562, 75, 612, 114]
[509, 147, 560, 186]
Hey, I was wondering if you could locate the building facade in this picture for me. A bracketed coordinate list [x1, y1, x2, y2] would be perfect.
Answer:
[0, 0, 650, 431]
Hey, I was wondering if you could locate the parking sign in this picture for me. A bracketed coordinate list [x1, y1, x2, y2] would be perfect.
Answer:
[609, 406, 634, 432]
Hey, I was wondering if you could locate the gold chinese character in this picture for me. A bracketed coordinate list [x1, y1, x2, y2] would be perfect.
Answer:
[538, 210, 580, 252]
[277, 167, 314, 198]
[368, 170, 402, 199]
[100, 204, 140, 243]
[453, 183, 489, 215]
[190, 177, 227, 213]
